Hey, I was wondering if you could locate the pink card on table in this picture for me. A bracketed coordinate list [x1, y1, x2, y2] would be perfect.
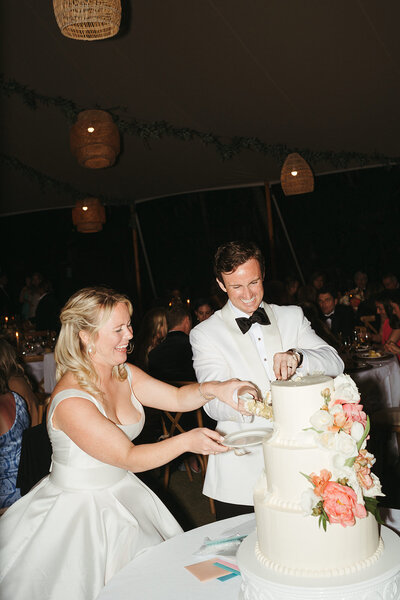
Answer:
[185, 559, 228, 582]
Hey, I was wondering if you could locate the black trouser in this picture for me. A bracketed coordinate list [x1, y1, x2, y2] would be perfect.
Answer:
[214, 499, 254, 521]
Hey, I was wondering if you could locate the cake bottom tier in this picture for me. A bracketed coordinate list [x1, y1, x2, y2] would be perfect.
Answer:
[254, 492, 381, 576]
[237, 528, 400, 600]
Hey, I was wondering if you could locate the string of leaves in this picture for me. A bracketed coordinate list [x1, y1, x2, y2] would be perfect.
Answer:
[1, 74, 399, 168]
[0, 153, 126, 206]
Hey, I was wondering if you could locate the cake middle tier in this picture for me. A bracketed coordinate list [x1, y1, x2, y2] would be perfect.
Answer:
[263, 441, 335, 503]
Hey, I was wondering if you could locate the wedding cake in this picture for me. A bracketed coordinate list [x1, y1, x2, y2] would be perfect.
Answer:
[253, 374, 383, 576]
[237, 373, 400, 600]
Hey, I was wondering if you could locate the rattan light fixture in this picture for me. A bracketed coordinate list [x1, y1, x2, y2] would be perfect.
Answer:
[72, 198, 106, 233]
[70, 110, 120, 169]
[280, 153, 314, 196]
[53, 0, 121, 41]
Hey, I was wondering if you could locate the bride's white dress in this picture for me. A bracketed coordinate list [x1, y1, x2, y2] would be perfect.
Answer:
[0, 370, 183, 600]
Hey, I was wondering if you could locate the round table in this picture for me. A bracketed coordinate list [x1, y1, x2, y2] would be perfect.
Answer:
[96, 509, 400, 600]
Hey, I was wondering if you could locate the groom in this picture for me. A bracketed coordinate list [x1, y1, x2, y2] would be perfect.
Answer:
[190, 241, 344, 520]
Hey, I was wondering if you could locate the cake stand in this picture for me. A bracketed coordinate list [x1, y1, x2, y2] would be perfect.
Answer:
[237, 526, 400, 600]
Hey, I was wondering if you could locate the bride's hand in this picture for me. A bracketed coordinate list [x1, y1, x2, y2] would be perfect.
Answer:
[209, 379, 260, 415]
[183, 428, 229, 455]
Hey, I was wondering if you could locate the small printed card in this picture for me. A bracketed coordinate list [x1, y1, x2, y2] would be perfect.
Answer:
[185, 558, 240, 582]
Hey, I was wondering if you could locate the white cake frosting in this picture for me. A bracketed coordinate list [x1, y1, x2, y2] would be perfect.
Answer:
[254, 374, 383, 577]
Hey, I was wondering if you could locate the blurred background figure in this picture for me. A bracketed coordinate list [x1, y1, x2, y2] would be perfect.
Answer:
[317, 286, 355, 341]
[29, 272, 44, 320]
[34, 280, 59, 332]
[299, 302, 342, 352]
[19, 275, 34, 321]
[384, 290, 400, 360]
[0, 270, 13, 318]
[131, 307, 167, 372]
[193, 298, 214, 325]
[382, 273, 399, 290]
[0, 338, 39, 426]
[148, 305, 195, 382]
[282, 275, 300, 305]
[0, 365, 31, 513]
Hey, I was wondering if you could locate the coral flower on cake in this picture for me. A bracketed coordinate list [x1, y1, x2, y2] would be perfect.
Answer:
[342, 402, 367, 427]
[310, 469, 332, 497]
[322, 482, 367, 527]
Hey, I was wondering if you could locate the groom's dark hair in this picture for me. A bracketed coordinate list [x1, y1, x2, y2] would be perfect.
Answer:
[214, 241, 265, 281]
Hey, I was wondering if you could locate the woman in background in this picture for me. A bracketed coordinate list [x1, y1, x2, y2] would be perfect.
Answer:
[0, 338, 38, 426]
[131, 307, 167, 371]
[0, 366, 30, 512]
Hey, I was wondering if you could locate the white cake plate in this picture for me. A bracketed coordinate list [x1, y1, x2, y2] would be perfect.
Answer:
[237, 527, 400, 600]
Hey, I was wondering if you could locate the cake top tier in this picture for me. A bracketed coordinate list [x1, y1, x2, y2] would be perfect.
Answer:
[270, 374, 334, 439]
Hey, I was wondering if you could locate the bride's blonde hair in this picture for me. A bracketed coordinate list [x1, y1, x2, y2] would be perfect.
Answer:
[55, 286, 133, 399]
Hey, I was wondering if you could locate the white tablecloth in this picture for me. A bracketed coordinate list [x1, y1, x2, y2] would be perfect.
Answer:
[350, 355, 400, 412]
[96, 510, 400, 600]
[97, 514, 254, 600]
[25, 352, 57, 394]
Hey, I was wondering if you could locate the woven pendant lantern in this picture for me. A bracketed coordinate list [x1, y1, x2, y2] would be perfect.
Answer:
[70, 110, 120, 169]
[72, 198, 106, 233]
[53, 0, 121, 41]
[280, 153, 314, 196]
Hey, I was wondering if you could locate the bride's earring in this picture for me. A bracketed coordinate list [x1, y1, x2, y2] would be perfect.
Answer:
[87, 344, 95, 355]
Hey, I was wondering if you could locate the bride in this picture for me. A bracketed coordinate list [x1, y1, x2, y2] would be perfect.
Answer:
[0, 286, 257, 600]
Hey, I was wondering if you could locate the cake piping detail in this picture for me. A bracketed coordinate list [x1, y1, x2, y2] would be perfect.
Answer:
[255, 537, 384, 577]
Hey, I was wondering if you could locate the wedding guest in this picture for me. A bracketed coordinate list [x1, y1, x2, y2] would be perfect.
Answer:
[190, 241, 344, 520]
[193, 298, 214, 325]
[0, 270, 13, 318]
[131, 307, 167, 372]
[148, 305, 199, 472]
[34, 280, 59, 332]
[317, 287, 355, 340]
[0, 367, 30, 513]
[148, 305, 195, 382]
[0, 338, 39, 427]
[0, 286, 257, 600]
[282, 275, 300, 305]
[382, 273, 399, 290]
[384, 290, 400, 359]
[19, 276, 34, 321]
[29, 272, 44, 319]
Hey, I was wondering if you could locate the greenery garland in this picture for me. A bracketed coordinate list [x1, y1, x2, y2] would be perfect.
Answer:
[1, 74, 399, 168]
[0, 153, 126, 206]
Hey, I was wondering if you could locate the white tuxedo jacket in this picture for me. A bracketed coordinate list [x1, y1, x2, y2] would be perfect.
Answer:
[189, 301, 344, 505]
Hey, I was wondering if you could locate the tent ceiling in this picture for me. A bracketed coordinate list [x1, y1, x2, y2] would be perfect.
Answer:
[1, 0, 399, 215]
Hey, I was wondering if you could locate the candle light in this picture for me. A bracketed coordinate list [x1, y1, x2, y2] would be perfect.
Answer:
[4, 316, 8, 328]
[186, 298, 190, 306]
[15, 331, 20, 348]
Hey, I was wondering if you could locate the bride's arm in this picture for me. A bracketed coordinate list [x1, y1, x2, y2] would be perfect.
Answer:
[53, 396, 228, 473]
[126, 363, 257, 415]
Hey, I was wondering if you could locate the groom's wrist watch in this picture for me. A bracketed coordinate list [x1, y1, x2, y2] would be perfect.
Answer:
[288, 348, 303, 367]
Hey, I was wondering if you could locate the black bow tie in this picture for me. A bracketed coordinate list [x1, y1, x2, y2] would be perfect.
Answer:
[235, 307, 271, 334]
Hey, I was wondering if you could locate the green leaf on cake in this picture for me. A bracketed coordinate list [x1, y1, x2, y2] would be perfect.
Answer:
[364, 496, 384, 524]
[356, 416, 370, 452]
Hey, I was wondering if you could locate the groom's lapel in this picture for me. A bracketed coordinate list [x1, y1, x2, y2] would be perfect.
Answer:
[221, 303, 269, 390]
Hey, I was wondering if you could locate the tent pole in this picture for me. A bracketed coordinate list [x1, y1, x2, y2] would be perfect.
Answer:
[134, 209, 157, 299]
[271, 193, 305, 286]
[264, 183, 277, 279]
[129, 205, 143, 314]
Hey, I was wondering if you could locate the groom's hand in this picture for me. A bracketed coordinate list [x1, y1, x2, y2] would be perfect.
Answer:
[273, 350, 300, 380]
